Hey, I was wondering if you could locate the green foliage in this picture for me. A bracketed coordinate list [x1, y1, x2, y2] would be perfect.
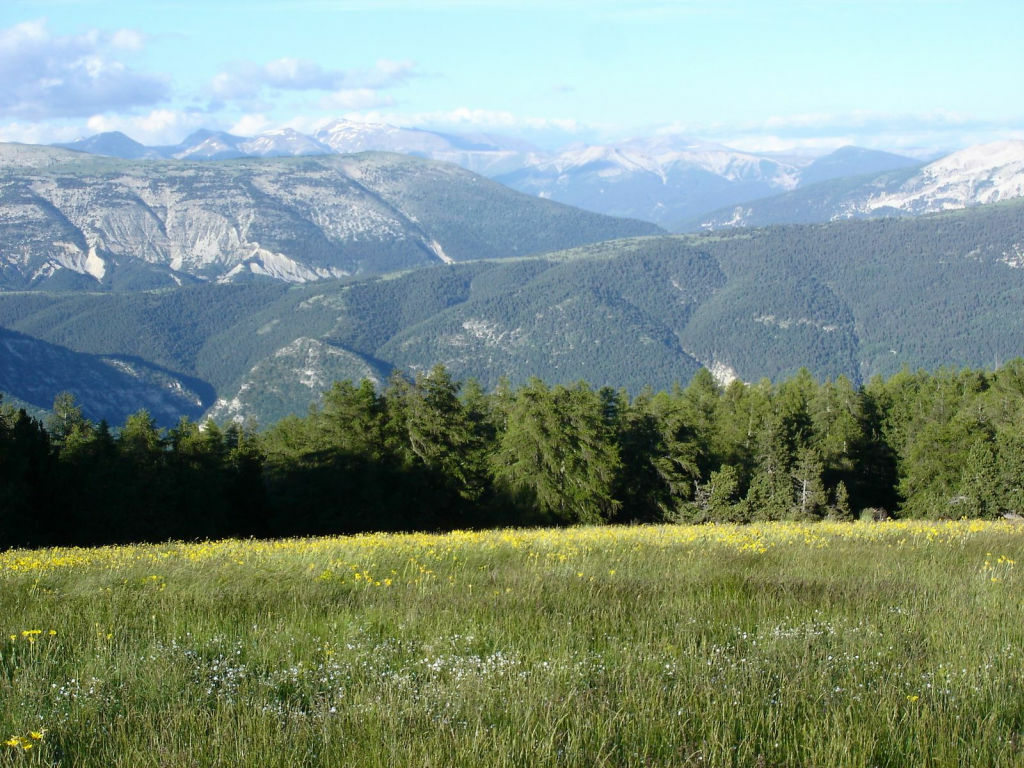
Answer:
[829, 480, 854, 521]
[613, 391, 692, 522]
[790, 447, 828, 520]
[492, 379, 620, 524]
[688, 464, 743, 522]
[7, 361, 1024, 548]
[415, 367, 487, 498]
[5, 199, 1024, 427]
[0, 395, 53, 544]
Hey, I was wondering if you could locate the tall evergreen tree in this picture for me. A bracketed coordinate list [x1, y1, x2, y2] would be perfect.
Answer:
[830, 480, 853, 521]
[790, 447, 827, 520]
[957, 439, 1000, 518]
[492, 379, 620, 523]
[613, 391, 691, 522]
[692, 464, 742, 522]
[810, 376, 863, 482]
[316, 379, 387, 460]
[745, 413, 795, 521]
[1, 400, 53, 547]
[404, 365, 488, 503]
[115, 410, 167, 541]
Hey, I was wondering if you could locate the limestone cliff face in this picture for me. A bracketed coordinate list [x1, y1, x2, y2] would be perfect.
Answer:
[697, 141, 1024, 231]
[0, 145, 660, 291]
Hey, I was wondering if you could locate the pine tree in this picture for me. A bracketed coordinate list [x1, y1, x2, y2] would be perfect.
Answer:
[47, 391, 89, 450]
[958, 439, 999, 518]
[830, 480, 853, 521]
[693, 464, 741, 522]
[613, 391, 692, 522]
[790, 447, 827, 520]
[492, 379, 620, 523]
[745, 413, 794, 521]
[404, 365, 488, 502]
[0, 401, 54, 547]
[317, 379, 386, 460]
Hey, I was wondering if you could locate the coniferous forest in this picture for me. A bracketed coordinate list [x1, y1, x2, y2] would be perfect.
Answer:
[4, 361, 1024, 550]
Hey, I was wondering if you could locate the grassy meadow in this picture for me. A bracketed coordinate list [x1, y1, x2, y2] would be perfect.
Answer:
[1, 520, 1022, 767]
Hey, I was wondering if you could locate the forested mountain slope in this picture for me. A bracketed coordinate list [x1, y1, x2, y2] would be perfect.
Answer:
[2, 199, 1024, 425]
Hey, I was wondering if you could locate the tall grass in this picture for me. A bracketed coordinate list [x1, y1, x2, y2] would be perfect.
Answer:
[1, 521, 1022, 767]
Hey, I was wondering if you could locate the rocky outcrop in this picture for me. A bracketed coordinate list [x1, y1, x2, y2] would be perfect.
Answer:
[0, 146, 660, 291]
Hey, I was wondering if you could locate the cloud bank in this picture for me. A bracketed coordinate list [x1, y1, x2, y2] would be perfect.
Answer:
[0, 19, 169, 120]
[210, 57, 417, 104]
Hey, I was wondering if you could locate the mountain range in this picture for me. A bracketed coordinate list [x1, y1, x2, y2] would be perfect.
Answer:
[696, 140, 1024, 229]
[52, 120, 933, 227]
[7, 125, 1024, 429]
[51, 123, 1024, 230]
[0, 144, 657, 290]
[3, 197, 1024, 427]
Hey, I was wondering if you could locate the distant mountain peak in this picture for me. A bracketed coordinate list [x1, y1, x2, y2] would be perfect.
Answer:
[922, 139, 1024, 177]
[696, 140, 1024, 230]
[0, 147, 660, 291]
[54, 131, 157, 159]
[797, 146, 920, 187]
[39, 125, 1024, 229]
[180, 128, 245, 143]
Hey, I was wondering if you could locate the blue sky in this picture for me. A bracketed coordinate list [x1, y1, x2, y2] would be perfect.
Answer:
[2, 0, 1022, 156]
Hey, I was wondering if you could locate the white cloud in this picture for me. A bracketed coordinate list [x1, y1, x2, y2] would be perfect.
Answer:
[228, 113, 274, 137]
[650, 111, 1024, 157]
[363, 59, 417, 88]
[110, 29, 146, 52]
[0, 121, 87, 145]
[210, 70, 261, 101]
[83, 109, 209, 145]
[263, 58, 340, 90]
[318, 90, 395, 110]
[353, 107, 586, 134]
[0, 19, 169, 119]
[209, 57, 418, 103]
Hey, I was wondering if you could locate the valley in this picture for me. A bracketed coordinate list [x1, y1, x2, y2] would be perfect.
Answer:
[3, 196, 1024, 427]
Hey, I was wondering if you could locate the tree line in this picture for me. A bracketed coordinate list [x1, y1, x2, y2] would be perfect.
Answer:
[3, 361, 1024, 549]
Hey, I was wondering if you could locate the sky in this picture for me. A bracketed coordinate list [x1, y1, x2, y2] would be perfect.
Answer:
[2, 0, 1022, 157]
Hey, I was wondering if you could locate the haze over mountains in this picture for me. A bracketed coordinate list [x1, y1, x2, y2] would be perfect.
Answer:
[50, 120, 931, 227]
[697, 140, 1024, 230]
[48, 121, 1024, 230]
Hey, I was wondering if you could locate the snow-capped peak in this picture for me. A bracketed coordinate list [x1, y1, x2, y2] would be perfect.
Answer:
[239, 128, 331, 157]
[535, 140, 799, 190]
[313, 119, 451, 154]
[921, 140, 1024, 180]
[858, 140, 1024, 214]
[544, 145, 663, 176]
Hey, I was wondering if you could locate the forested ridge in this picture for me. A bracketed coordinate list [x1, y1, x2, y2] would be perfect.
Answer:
[4, 197, 1024, 428]
[3, 361, 1024, 549]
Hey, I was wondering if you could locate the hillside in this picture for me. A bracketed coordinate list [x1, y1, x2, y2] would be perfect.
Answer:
[695, 140, 1024, 230]
[0, 326, 211, 425]
[48, 123, 925, 226]
[0, 144, 660, 291]
[3, 198, 1024, 426]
